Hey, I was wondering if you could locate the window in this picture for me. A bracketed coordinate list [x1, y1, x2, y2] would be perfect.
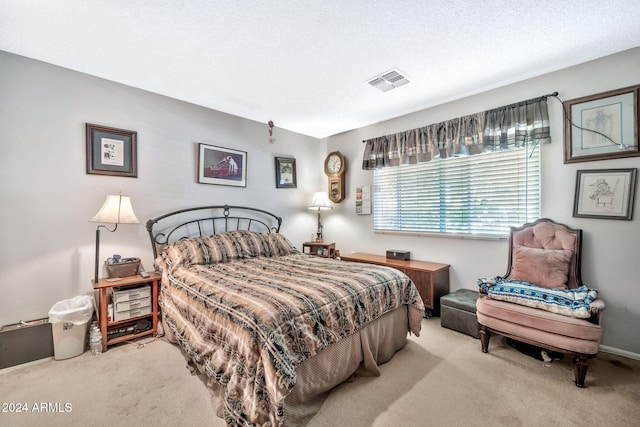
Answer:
[373, 147, 540, 237]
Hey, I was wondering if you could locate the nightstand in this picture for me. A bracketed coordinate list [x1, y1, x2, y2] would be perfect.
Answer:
[302, 242, 336, 257]
[92, 272, 160, 352]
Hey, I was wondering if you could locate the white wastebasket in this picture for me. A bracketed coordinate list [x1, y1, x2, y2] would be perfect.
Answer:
[50, 321, 90, 360]
[48, 295, 94, 360]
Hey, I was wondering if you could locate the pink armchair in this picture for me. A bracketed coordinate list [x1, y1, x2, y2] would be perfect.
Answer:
[476, 218, 604, 387]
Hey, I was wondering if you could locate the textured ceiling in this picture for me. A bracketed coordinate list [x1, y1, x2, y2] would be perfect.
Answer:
[2, 1, 640, 139]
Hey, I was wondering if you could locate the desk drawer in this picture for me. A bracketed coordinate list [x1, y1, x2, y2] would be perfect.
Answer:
[114, 305, 152, 321]
[112, 285, 151, 303]
[115, 298, 151, 312]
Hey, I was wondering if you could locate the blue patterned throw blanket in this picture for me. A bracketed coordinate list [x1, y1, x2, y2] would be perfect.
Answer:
[478, 276, 598, 319]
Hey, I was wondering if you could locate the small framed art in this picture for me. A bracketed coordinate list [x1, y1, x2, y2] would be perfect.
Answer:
[573, 168, 637, 220]
[198, 143, 247, 187]
[275, 157, 297, 188]
[86, 123, 137, 177]
[564, 85, 640, 163]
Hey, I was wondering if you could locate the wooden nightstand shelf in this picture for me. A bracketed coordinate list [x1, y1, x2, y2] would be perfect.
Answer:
[92, 272, 160, 352]
[340, 253, 450, 317]
[302, 242, 336, 257]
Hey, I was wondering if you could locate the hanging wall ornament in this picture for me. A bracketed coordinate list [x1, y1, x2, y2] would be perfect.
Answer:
[268, 120, 276, 144]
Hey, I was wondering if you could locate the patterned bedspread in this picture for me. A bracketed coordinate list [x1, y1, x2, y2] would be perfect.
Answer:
[158, 238, 423, 426]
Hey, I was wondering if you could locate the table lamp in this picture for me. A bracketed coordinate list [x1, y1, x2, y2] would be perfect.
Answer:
[308, 192, 332, 242]
[90, 194, 140, 284]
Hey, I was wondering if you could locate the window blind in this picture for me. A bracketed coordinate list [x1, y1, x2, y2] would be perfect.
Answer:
[373, 147, 540, 237]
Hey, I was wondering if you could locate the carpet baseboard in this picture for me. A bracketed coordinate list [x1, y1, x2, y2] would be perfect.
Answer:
[600, 345, 640, 361]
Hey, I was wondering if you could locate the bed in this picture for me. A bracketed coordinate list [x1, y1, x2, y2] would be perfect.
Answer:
[146, 205, 424, 426]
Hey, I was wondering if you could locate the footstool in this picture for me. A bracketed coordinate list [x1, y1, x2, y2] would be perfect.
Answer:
[440, 289, 480, 339]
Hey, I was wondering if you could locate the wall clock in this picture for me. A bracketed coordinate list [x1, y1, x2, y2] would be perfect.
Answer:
[324, 151, 346, 203]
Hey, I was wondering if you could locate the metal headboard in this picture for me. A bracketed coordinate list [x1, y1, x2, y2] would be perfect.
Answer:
[145, 205, 283, 260]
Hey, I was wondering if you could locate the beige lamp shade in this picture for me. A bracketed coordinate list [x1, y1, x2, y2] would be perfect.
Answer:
[308, 192, 332, 210]
[308, 191, 331, 242]
[90, 194, 140, 224]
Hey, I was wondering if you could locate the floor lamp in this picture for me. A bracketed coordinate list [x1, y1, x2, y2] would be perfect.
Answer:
[308, 192, 332, 242]
[90, 194, 140, 284]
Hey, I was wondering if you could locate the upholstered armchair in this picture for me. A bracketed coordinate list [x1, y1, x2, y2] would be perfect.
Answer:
[476, 218, 605, 387]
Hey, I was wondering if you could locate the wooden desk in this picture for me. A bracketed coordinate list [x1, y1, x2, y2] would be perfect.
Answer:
[340, 253, 450, 317]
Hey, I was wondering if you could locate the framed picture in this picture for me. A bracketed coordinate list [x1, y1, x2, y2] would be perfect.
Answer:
[573, 168, 637, 220]
[275, 157, 297, 188]
[198, 143, 247, 187]
[86, 123, 137, 177]
[564, 85, 640, 163]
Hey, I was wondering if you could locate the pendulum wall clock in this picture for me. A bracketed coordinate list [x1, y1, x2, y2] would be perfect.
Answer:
[324, 151, 346, 203]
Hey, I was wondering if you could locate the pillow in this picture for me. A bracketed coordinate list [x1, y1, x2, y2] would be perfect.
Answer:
[509, 246, 572, 289]
[158, 231, 299, 271]
[158, 232, 243, 270]
[224, 230, 298, 258]
[159, 236, 214, 270]
[266, 232, 299, 256]
[203, 233, 242, 262]
[226, 230, 271, 258]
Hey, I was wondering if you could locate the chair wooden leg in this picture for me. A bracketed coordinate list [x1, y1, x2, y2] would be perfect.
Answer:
[479, 326, 490, 353]
[573, 356, 589, 388]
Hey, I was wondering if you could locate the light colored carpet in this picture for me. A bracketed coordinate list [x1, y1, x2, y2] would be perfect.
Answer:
[1, 318, 639, 426]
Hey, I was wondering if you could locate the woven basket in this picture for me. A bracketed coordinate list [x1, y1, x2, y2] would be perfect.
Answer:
[105, 258, 141, 278]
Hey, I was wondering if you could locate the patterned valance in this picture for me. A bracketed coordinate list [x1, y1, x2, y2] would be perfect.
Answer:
[362, 94, 552, 169]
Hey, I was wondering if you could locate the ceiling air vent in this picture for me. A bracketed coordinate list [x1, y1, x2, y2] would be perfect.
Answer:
[367, 69, 410, 92]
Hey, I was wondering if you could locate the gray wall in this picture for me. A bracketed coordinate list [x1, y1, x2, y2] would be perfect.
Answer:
[2, 48, 639, 356]
[325, 48, 640, 356]
[0, 50, 323, 327]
